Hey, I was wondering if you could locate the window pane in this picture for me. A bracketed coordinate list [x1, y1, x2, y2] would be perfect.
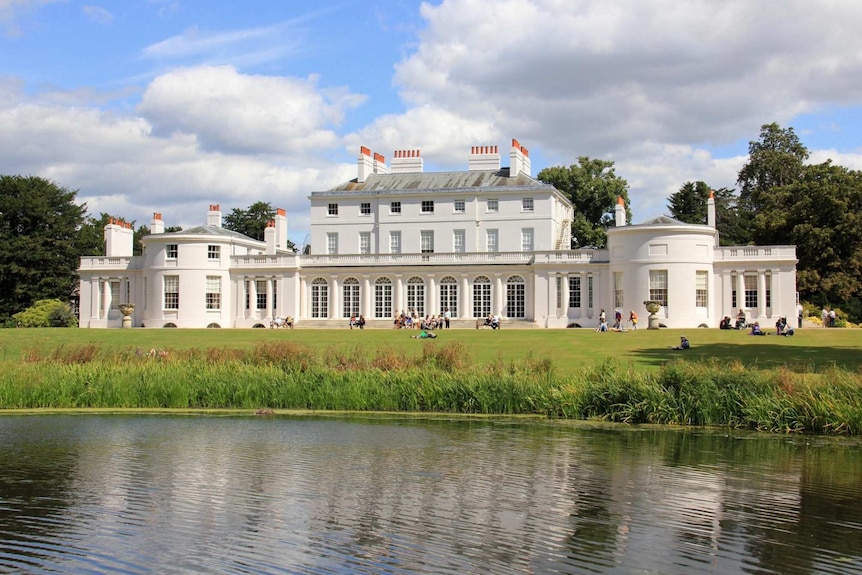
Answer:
[649, 270, 668, 307]
[695, 270, 708, 308]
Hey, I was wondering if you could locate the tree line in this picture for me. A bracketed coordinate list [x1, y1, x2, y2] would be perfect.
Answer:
[1, 122, 858, 324]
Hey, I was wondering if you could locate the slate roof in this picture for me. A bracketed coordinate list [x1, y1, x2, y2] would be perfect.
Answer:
[314, 169, 556, 196]
[158, 224, 261, 243]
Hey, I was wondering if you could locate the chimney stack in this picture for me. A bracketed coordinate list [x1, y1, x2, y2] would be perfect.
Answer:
[357, 146, 374, 183]
[707, 189, 718, 246]
[615, 196, 626, 227]
[373, 152, 389, 175]
[104, 218, 134, 257]
[275, 208, 288, 250]
[390, 149, 424, 173]
[510, 138, 531, 177]
[151, 212, 164, 235]
[264, 219, 277, 254]
[468, 145, 501, 171]
[207, 204, 222, 228]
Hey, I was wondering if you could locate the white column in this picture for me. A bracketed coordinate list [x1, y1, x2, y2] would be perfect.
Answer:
[758, 270, 766, 319]
[494, 274, 504, 317]
[102, 279, 112, 318]
[394, 274, 404, 316]
[91, 278, 100, 319]
[330, 277, 340, 319]
[427, 275, 437, 315]
[362, 276, 371, 318]
[266, 277, 274, 321]
[249, 277, 258, 319]
[736, 272, 745, 312]
[460, 275, 470, 318]
[238, 277, 247, 321]
[299, 277, 308, 320]
[562, 272, 570, 319]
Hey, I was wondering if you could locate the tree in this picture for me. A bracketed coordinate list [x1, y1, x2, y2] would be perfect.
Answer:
[754, 160, 862, 320]
[223, 201, 296, 251]
[667, 181, 749, 246]
[538, 157, 631, 248]
[737, 122, 809, 221]
[0, 176, 89, 323]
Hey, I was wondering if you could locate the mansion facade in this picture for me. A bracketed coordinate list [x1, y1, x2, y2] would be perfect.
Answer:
[77, 140, 798, 329]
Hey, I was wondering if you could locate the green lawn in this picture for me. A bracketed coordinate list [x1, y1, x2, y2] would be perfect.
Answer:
[1, 326, 859, 375]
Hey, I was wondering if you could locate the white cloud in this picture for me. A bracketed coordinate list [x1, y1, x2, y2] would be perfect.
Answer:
[82, 5, 112, 25]
[138, 65, 366, 155]
[0, 0, 59, 35]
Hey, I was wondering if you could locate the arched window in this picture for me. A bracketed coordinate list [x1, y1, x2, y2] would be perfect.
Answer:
[374, 277, 393, 319]
[506, 275, 526, 318]
[342, 277, 360, 318]
[473, 275, 491, 318]
[311, 278, 329, 318]
[440, 276, 458, 318]
[406, 276, 425, 316]
[206, 323, 221, 328]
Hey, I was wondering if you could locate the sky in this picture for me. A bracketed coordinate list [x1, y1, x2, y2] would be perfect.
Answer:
[3, 0, 862, 248]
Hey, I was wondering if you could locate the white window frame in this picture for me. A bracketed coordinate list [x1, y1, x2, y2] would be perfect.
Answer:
[389, 231, 401, 254]
[649, 270, 668, 307]
[359, 232, 371, 255]
[614, 272, 624, 309]
[420, 230, 434, 254]
[326, 232, 338, 255]
[327, 203, 338, 216]
[522, 197, 534, 212]
[206, 276, 221, 310]
[207, 245, 220, 260]
[342, 277, 360, 318]
[696, 270, 709, 308]
[310, 278, 328, 318]
[360, 202, 371, 215]
[454, 199, 466, 213]
[487, 199, 499, 213]
[486, 229, 498, 253]
[166, 244, 178, 260]
[164, 275, 179, 310]
[506, 275, 526, 318]
[390, 201, 401, 214]
[473, 275, 492, 318]
[453, 229, 465, 253]
[521, 228, 534, 252]
[421, 200, 434, 214]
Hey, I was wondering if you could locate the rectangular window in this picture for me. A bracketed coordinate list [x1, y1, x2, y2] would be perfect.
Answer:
[110, 281, 120, 309]
[649, 270, 668, 307]
[614, 272, 624, 309]
[390, 231, 401, 254]
[696, 271, 708, 308]
[556, 276, 563, 308]
[390, 201, 401, 214]
[765, 272, 772, 308]
[207, 245, 220, 260]
[421, 230, 434, 253]
[487, 199, 499, 212]
[522, 197, 534, 212]
[360, 202, 371, 215]
[326, 232, 338, 255]
[327, 203, 338, 216]
[421, 200, 434, 214]
[256, 279, 267, 310]
[486, 229, 498, 253]
[359, 232, 371, 254]
[453, 229, 465, 253]
[745, 274, 758, 308]
[569, 275, 581, 308]
[731, 273, 737, 309]
[454, 200, 465, 213]
[587, 274, 594, 309]
[164, 275, 179, 310]
[521, 228, 534, 252]
[166, 244, 178, 259]
[206, 276, 221, 310]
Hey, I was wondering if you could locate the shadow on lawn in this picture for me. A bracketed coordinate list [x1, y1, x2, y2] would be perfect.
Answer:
[632, 341, 862, 372]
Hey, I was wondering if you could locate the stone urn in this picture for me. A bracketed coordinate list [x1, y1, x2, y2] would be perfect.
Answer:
[119, 304, 135, 328]
[643, 300, 661, 330]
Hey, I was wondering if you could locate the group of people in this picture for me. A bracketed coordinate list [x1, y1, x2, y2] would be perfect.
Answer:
[745, 317, 794, 336]
[393, 309, 452, 330]
[595, 309, 638, 332]
[821, 307, 838, 327]
[349, 315, 366, 329]
[270, 316, 294, 329]
[480, 313, 501, 329]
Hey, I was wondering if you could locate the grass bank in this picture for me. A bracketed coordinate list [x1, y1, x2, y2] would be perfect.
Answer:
[1, 337, 860, 435]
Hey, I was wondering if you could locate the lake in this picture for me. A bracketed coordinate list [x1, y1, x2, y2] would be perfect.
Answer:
[0, 415, 860, 574]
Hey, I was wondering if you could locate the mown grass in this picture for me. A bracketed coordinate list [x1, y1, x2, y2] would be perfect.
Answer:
[1, 334, 861, 435]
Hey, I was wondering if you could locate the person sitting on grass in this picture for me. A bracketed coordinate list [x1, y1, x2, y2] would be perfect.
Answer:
[749, 321, 764, 336]
[672, 336, 691, 350]
[720, 316, 732, 329]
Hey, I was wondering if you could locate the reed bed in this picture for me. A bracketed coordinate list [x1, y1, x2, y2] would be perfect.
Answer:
[2, 342, 861, 435]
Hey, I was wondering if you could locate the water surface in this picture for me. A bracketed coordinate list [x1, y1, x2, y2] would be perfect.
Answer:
[0, 415, 860, 574]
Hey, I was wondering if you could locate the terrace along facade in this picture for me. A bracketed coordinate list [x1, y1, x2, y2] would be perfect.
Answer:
[77, 140, 798, 329]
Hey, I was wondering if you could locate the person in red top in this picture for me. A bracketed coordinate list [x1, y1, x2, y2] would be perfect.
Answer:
[629, 310, 638, 330]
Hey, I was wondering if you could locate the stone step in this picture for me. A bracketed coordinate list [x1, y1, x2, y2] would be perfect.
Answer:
[287, 318, 538, 329]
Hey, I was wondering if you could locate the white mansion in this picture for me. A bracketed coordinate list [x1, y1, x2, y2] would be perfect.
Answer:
[77, 140, 797, 329]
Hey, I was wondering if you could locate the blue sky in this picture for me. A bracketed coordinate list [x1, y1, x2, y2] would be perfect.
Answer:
[2, 0, 862, 247]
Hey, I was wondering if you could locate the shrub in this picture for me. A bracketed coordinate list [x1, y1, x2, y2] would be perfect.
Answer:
[12, 299, 77, 328]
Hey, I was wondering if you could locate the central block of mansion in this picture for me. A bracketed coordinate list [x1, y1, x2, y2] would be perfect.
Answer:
[78, 140, 797, 329]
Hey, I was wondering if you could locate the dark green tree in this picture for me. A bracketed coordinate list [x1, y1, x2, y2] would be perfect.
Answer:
[755, 161, 862, 317]
[0, 175, 89, 322]
[538, 157, 631, 248]
[667, 181, 749, 246]
[737, 123, 809, 243]
[223, 201, 296, 251]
